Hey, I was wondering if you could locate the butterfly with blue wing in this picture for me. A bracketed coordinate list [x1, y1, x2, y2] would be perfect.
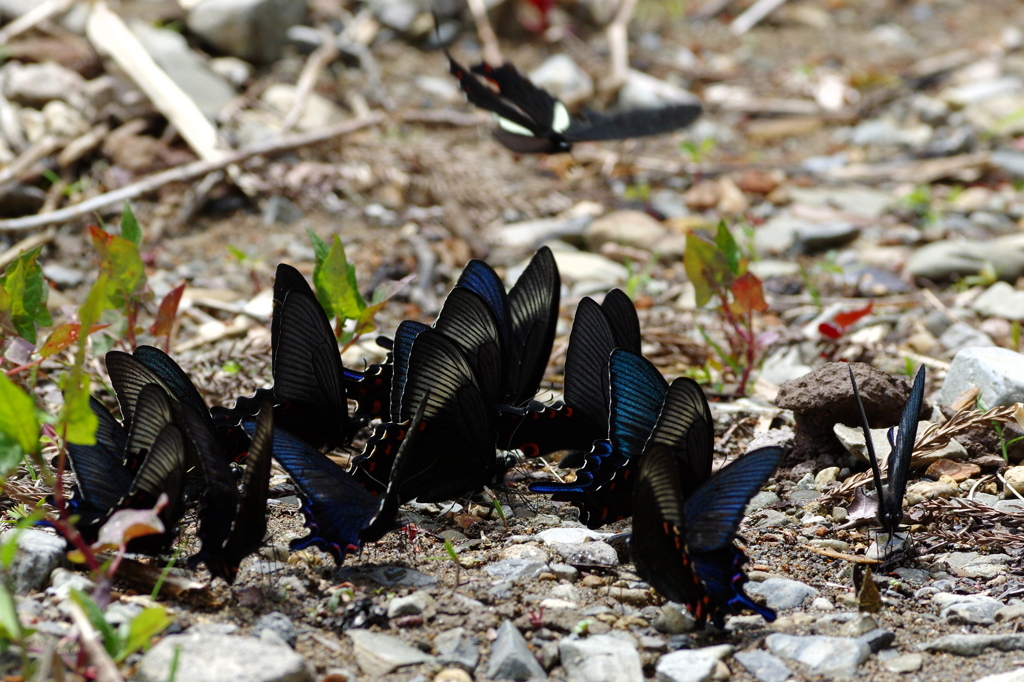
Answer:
[631, 377, 782, 627]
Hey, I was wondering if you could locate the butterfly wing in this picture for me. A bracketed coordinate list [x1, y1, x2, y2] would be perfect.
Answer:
[883, 365, 926, 533]
[455, 259, 510, 341]
[272, 274, 353, 450]
[133, 346, 217, 434]
[124, 384, 176, 470]
[389, 320, 430, 422]
[564, 103, 702, 142]
[648, 378, 714, 494]
[208, 405, 273, 582]
[396, 330, 496, 502]
[683, 447, 783, 625]
[124, 423, 188, 553]
[360, 393, 429, 544]
[433, 287, 506, 405]
[563, 297, 617, 440]
[631, 442, 705, 608]
[600, 289, 641, 355]
[106, 350, 166, 427]
[253, 421, 377, 565]
[506, 246, 560, 407]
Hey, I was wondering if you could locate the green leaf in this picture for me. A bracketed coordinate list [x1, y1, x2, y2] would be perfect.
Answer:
[226, 245, 247, 262]
[0, 582, 24, 643]
[313, 235, 366, 322]
[306, 227, 330, 266]
[120, 203, 142, 247]
[70, 588, 118, 657]
[116, 606, 173, 661]
[683, 233, 730, 308]
[0, 373, 39, 459]
[715, 222, 741, 276]
[89, 225, 146, 310]
[63, 373, 97, 446]
[0, 245, 51, 344]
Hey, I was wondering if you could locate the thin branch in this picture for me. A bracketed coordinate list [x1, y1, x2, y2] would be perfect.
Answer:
[0, 0, 75, 44]
[282, 27, 340, 133]
[0, 112, 385, 232]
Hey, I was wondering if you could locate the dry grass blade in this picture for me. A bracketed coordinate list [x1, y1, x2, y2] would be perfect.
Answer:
[822, 402, 1021, 502]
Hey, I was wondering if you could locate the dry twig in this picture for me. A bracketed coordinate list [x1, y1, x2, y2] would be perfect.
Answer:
[822, 403, 1020, 502]
[0, 112, 385, 232]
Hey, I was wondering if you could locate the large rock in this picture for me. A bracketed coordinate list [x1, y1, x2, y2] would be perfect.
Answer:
[907, 234, 1024, 282]
[937, 347, 1024, 407]
[346, 629, 433, 676]
[775, 362, 922, 460]
[486, 621, 546, 680]
[560, 635, 643, 682]
[766, 634, 870, 679]
[744, 578, 818, 611]
[187, 0, 307, 64]
[1, 529, 66, 595]
[134, 633, 313, 682]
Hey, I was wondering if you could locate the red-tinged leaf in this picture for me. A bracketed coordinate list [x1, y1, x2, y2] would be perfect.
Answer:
[149, 282, 186, 337]
[89, 225, 146, 310]
[818, 321, 843, 340]
[684, 233, 731, 307]
[38, 323, 111, 358]
[92, 494, 168, 551]
[833, 301, 874, 330]
[729, 271, 768, 314]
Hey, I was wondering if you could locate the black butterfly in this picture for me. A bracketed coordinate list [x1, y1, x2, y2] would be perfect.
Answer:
[213, 264, 362, 452]
[60, 385, 188, 552]
[631, 377, 783, 627]
[455, 247, 561, 408]
[186, 403, 273, 583]
[447, 52, 703, 154]
[529, 349, 666, 527]
[382, 329, 499, 502]
[850, 365, 926, 540]
[248, 395, 428, 565]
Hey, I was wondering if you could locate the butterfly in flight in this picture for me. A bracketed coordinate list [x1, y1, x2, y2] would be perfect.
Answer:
[447, 52, 702, 154]
[631, 377, 783, 627]
[849, 364, 926, 562]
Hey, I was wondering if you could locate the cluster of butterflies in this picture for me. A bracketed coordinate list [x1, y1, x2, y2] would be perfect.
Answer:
[54, 246, 926, 628]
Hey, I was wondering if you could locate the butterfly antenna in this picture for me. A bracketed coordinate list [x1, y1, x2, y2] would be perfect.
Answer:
[849, 366, 886, 500]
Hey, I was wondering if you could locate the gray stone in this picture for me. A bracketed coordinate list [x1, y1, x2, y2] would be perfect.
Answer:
[495, 216, 593, 250]
[551, 249, 630, 291]
[551, 541, 619, 566]
[134, 634, 312, 682]
[487, 621, 546, 680]
[753, 210, 808, 256]
[752, 509, 793, 527]
[587, 210, 671, 254]
[884, 653, 923, 673]
[976, 667, 1024, 682]
[367, 0, 419, 32]
[618, 69, 699, 110]
[484, 559, 550, 581]
[747, 491, 782, 510]
[346, 629, 433, 676]
[359, 566, 437, 588]
[560, 634, 643, 682]
[767, 634, 870, 678]
[744, 578, 818, 611]
[934, 594, 1003, 624]
[972, 281, 1024, 320]
[388, 591, 435, 618]
[2, 62, 86, 108]
[47, 568, 94, 599]
[938, 346, 1024, 407]
[793, 221, 860, 254]
[655, 648, 723, 682]
[850, 117, 932, 147]
[939, 321, 995, 354]
[253, 612, 296, 648]
[2, 529, 66, 595]
[132, 22, 235, 120]
[530, 55, 594, 107]
[788, 186, 894, 218]
[856, 629, 895, 653]
[996, 603, 1024, 622]
[907, 234, 1024, 281]
[536, 528, 611, 545]
[261, 84, 346, 132]
[435, 627, 479, 672]
[187, 0, 307, 64]
[734, 650, 793, 682]
[653, 603, 696, 634]
[992, 151, 1024, 178]
[922, 634, 1024, 656]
